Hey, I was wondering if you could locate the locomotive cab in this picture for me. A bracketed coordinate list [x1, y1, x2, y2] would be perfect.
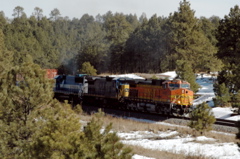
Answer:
[164, 79, 190, 90]
[164, 80, 193, 106]
[119, 84, 129, 98]
[116, 78, 130, 98]
[163, 80, 193, 115]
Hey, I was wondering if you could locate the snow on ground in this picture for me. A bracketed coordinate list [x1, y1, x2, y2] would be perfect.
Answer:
[212, 107, 240, 121]
[196, 74, 216, 95]
[123, 118, 240, 159]
[212, 107, 233, 119]
[226, 115, 240, 121]
[122, 116, 239, 158]
[120, 130, 240, 159]
[118, 130, 179, 140]
[194, 73, 216, 106]
[132, 155, 155, 159]
[120, 115, 239, 159]
[194, 73, 240, 121]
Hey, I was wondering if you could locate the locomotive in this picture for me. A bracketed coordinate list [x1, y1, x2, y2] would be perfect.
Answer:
[53, 74, 194, 116]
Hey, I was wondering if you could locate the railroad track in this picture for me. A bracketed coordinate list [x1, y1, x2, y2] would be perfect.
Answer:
[81, 104, 238, 128]
[215, 118, 237, 127]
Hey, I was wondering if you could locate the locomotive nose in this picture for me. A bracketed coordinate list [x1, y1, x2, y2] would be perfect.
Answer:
[181, 88, 193, 106]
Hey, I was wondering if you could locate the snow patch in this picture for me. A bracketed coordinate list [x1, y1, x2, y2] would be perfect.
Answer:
[195, 136, 216, 142]
[109, 74, 145, 79]
[120, 130, 240, 159]
[157, 71, 177, 79]
[132, 154, 155, 159]
[118, 131, 178, 140]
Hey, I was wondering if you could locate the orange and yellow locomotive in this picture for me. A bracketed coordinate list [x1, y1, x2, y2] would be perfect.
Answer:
[126, 79, 193, 115]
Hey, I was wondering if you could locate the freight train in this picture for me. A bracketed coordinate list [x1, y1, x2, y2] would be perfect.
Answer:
[53, 74, 194, 116]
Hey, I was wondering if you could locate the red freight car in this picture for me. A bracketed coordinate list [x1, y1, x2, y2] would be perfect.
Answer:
[46, 69, 58, 79]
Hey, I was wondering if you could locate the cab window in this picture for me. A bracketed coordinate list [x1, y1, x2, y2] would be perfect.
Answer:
[181, 84, 190, 89]
[163, 84, 167, 89]
[169, 84, 180, 88]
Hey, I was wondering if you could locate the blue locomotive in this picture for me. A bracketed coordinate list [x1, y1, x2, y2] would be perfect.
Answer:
[54, 74, 129, 106]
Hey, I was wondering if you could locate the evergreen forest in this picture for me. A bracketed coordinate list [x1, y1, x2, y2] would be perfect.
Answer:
[0, 2, 223, 75]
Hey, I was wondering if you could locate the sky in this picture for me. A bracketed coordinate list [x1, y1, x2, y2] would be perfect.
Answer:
[1, 0, 240, 19]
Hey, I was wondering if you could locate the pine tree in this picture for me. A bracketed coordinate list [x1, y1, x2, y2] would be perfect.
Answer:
[176, 60, 200, 92]
[32, 7, 43, 21]
[123, 14, 167, 73]
[213, 83, 231, 107]
[216, 5, 240, 93]
[0, 11, 7, 30]
[188, 103, 216, 135]
[0, 58, 53, 158]
[199, 16, 219, 46]
[49, 8, 61, 21]
[82, 111, 133, 159]
[77, 21, 109, 73]
[104, 13, 132, 73]
[29, 101, 85, 158]
[123, 19, 149, 72]
[12, 6, 25, 18]
[0, 59, 85, 158]
[79, 61, 97, 75]
[163, 0, 218, 72]
[0, 29, 13, 76]
[232, 90, 240, 114]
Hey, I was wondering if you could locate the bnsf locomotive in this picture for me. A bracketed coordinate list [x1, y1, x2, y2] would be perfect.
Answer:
[53, 75, 194, 116]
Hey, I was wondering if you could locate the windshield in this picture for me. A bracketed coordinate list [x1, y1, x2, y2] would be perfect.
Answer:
[169, 84, 180, 88]
[181, 84, 190, 89]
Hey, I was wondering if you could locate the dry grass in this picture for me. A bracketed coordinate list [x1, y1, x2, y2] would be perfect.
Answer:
[79, 112, 239, 159]
[102, 114, 237, 142]
[198, 131, 237, 143]
[80, 113, 238, 143]
[129, 144, 209, 159]
[128, 145, 207, 159]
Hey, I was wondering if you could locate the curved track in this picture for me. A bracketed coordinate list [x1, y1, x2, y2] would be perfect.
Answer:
[215, 119, 236, 127]
[81, 104, 237, 128]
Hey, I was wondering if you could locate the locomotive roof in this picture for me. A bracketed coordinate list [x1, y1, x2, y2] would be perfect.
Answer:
[55, 74, 189, 86]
